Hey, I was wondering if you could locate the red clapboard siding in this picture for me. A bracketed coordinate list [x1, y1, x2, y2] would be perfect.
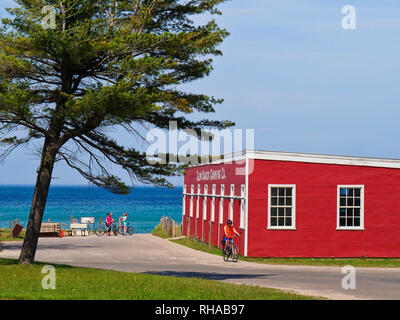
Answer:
[183, 152, 400, 258]
[183, 161, 246, 255]
[248, 159, 400, 257]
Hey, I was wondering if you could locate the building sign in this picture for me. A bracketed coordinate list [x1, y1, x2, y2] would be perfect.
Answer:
[196, 168, 226, 182]
[81, 217, 95, 224]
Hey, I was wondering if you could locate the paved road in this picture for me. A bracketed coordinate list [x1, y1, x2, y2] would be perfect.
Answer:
[1, 234, 400, 299]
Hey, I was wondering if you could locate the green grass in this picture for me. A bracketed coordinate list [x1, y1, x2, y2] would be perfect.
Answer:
[151, 224, 171, 239]
[0, 228, 25, 242]
[151, 223, 182, 239]
[0, 258, 316, 300]
[243, 257, 400, 268]
[171, 237, 400, 268]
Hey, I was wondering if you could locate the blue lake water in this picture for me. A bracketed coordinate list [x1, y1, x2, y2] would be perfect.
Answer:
[0, 185, 183, 233]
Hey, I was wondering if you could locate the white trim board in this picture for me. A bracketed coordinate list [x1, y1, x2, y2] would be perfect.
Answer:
[244, 158, 249, 257]
[188, 150, 400, 170]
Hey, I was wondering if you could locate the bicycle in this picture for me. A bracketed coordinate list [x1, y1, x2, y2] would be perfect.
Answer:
[95, 221, 117, 236]
[117, 222, 135, 236]
[222, 235, 239, 263]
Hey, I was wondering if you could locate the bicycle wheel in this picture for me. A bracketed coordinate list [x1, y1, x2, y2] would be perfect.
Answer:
[231, 244, 239, 262]
[223, 245, 230, 262]
[95, 225, 106, 236]
[117, 226, 124, 235]
[127, 226, 134, 236]
[112, 225, 118, 236]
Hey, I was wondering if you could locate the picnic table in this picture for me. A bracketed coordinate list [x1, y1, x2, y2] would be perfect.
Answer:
[39, 223, 61, 238]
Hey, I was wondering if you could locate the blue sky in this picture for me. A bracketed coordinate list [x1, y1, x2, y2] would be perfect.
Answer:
[1, 0, 400, 185]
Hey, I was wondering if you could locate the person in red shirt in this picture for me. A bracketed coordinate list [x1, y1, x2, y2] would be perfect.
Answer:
[105, 212, 115, 236]
[223, 219, 240, 252]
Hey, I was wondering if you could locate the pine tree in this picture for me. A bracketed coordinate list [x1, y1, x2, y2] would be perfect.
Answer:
[0, 0, 233, 263]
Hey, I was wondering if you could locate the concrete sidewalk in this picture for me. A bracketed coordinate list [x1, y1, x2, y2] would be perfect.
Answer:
[1, 234, 400, 299]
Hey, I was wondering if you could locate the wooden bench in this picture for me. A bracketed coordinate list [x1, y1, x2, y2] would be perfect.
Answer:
[39, 223, 61, 238]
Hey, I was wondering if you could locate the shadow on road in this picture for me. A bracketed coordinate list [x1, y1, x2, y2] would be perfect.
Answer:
[0, 242, 97, 251]
[144, 270, 278, 281]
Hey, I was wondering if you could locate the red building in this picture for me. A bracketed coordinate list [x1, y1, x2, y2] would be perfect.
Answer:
[182, 150, 400, 258]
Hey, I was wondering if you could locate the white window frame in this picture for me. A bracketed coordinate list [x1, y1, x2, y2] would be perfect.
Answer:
[219, 184, 224, 224]
[229, 184, 234, 221]
[182, 185, 187, 216]
[337, 185, 364, 230]
[203, 184, 208, 220]
[211, 184, 216, 222]
[268, 184, 296, 230]
[240, 184, 245, 229]
[189, 185, 194, 217]
[196, 184, 200, 218]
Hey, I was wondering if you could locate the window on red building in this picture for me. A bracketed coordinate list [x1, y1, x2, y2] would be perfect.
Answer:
[337, 185, 364, 230]
[268, 185, 296, 230]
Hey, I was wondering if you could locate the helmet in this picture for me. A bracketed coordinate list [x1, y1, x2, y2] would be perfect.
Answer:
[227, 219, 232, 225]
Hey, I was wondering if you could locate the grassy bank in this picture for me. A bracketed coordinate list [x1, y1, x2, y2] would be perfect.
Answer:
[171, 237, 400, 268]
[151, 224, 172, 238]
[151, 223, 182, 239]
[0, 228, 25, 242]
[0, 258, 315, 300]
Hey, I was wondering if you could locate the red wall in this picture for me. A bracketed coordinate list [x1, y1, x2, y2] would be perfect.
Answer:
[248, 159, 400, 258]
[183, 161, 245, 254]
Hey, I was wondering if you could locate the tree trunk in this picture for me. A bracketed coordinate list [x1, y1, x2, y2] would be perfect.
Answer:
[18, 138, 59, 264]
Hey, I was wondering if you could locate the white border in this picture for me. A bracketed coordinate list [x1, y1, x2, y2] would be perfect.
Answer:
[267, 184, 296, 230]
[337, 185, 365, 230]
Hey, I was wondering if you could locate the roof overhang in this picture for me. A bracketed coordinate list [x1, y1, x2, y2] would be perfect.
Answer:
[188, 150, 400, 169]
